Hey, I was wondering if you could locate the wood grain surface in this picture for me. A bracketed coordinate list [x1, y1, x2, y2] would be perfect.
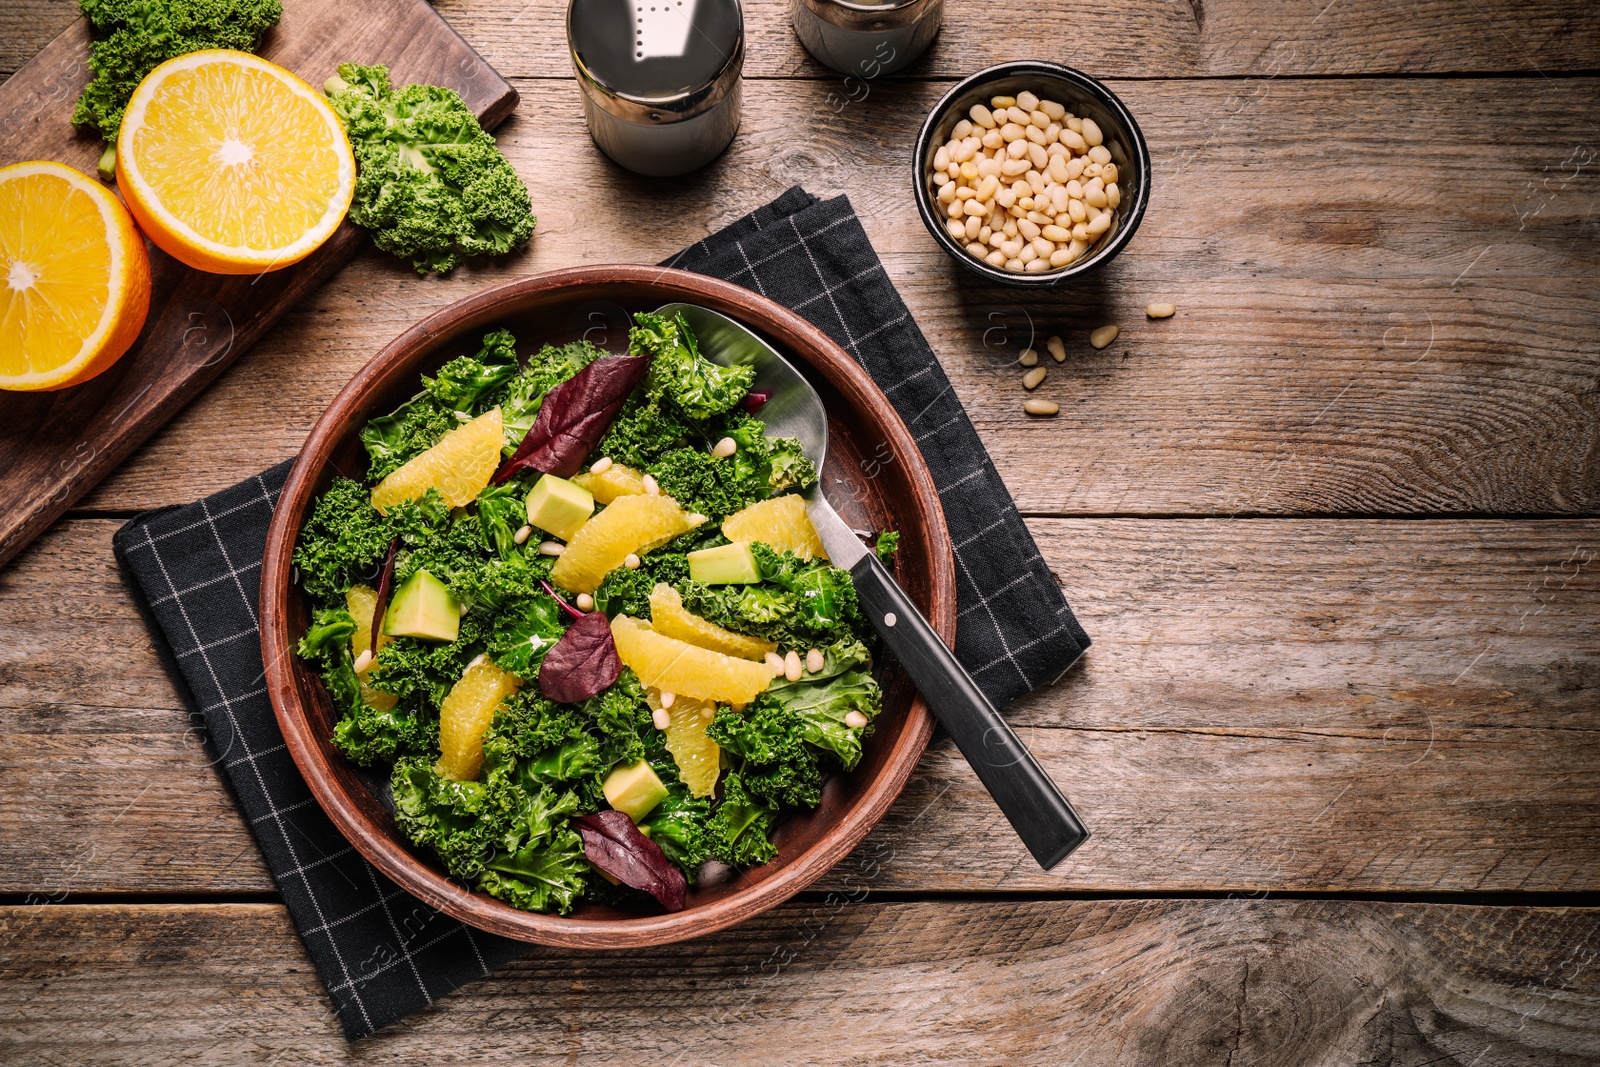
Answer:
[55, 75, 1600, 517]
[5, 516, 1593, 895]
[6, 0, 1600, 79]
[0, 0, 517, 570]
[1, 0, 1595, 1058]
[1, 901, 1597, 1064]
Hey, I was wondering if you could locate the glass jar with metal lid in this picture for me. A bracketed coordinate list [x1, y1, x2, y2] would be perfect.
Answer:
[568, 0, 744, 177]
[790, 0, 941, 79]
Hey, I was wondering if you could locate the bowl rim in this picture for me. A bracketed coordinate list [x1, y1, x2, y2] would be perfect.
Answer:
[912, 59, 1152, 286]
[259, 264, 954, 949]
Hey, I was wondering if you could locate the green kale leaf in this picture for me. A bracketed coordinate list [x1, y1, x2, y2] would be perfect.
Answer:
[73, 0, 282, 142]
[631, 312, 755, 420]
[323, 63, 535, 274]
[706, 772, 778, 866]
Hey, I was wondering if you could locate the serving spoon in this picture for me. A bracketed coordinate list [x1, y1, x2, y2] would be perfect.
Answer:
[655, 303, 1089, 870]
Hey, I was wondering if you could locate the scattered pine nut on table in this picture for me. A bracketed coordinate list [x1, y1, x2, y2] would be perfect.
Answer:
[1090, 324, 1120, 349]
[1146, 302, 1176, 318]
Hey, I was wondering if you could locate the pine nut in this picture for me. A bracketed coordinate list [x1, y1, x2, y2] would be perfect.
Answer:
[1016, 90, 1039, 111]
[1040, 99, 1066, 121]
[1087, 144, 1112, 166]
[985, 249, 1006, 267]
[590, 456, 613, 474]
[1017, 348, 1038, 367]
[964, 215, 980, 240]
[969, 104, 996, 129]
[1022, 366, 1047, 389]
[990, 95, 1017, 108]
[1090, 324, 1120, 349]
[765, 652, 786, 677]
[659, 690, 675, 709]
[513, 524, 533, 545]
[1024, 398, 1060, 416]
[642, 474, 660, 495]
[624, 552, 641, 569]
[539, 541, 565, 556]
[1081, 117, 1103, 146]
[1024, 259, 1052, 273]
[353, 649, 373, 674]
[1049, 247, 1074, 267]
[933, 146, 949, 171]
[652, 707, 671, 730]
[844, 710, 870, 729]
[1047, 335, 1066, 362]
[806, 648, 824, 673]
[575, 592, 595, 611]
[952, 119, 973, 139]
[1086, 211, 1112, 236]
[1147, 302, 1177, 318]
[784, 650, 803, 682]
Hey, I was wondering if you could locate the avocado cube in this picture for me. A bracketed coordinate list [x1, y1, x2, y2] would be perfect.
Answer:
[687, 542, 762, 585]
[383, 569, 461, 642]
[602, 760, 668, 822]
[525, 474, 595, 541]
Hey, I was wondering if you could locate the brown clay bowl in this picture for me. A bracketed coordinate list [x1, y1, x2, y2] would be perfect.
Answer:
[260, 265, 954, 948]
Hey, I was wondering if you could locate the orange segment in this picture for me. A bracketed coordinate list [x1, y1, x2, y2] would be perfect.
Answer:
[345, 585, 397, 712]
[0, 160, 150, 392]
[549, 494, 705, 594]
[611, 615, 772, 705]
[572, 463, 649, 504]
[436, 655, 522, 781]
[371, 407, 502, 515]
[116, 50, 354, 274]
[722, 494, 827, 561]
[652, 690, 721, 798]
[648, 583, 776, 661]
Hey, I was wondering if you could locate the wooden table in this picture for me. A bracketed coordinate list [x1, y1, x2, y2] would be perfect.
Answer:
[3, 1, 1598, 1061]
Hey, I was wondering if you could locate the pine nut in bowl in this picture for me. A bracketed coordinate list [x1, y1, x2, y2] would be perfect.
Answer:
[913, 61, 1151, 287]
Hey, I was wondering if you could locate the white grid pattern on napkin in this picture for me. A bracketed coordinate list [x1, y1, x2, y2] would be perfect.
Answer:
[114, 466, 522, 1040]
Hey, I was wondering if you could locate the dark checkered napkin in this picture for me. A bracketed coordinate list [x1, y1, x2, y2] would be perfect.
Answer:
[113, 187, 1088, 1040]
[113, 463, 529, 1040]
[670, 187, 1090, 703]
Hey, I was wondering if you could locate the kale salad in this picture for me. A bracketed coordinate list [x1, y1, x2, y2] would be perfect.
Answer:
[295, 312, 896, 915]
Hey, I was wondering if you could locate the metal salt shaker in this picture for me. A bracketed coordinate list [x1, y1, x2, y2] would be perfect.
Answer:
[789, 0, 942, 79]
[567, 0, 744, 177]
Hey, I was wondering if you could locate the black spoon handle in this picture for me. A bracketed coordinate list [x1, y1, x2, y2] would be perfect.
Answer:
[849, 552, 1089, 869]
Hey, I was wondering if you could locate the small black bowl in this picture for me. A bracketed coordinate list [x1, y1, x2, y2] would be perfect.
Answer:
[913, 61, 1151, 287]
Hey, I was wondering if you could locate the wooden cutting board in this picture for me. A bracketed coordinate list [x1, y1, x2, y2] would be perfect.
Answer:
[0, 0, 518, 569]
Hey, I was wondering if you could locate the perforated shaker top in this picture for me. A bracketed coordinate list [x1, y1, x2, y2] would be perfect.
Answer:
[569, 0, 742, 101]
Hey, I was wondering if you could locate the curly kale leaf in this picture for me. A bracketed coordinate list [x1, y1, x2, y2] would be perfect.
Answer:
[392, 756, 589, 914]
[485, 591, 565, 677]
[631, 312, 755, 420]
[678, 546, 865, 649]
[324, 63, 535, 274]
[707, 772, 778, 866]
[292, 479, 450, 602]
[594, 393, 690, 470]
[361, 329, 521, 479]
[708, 701, 824, 810]
[73, 0, 282, 140]
[645, 434, 811, 522]
[875, 530, 900, 562]
[638, 784, 712, 879]
[478, 825, 588, 915]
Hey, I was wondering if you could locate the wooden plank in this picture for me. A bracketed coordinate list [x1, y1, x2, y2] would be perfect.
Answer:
[3, 517, 1593, 895]
[0, 900, 1596, 1063]
[7, 0, 1600, 79]
[64, 74, 1600, 517]
[0, 0, 518, 571]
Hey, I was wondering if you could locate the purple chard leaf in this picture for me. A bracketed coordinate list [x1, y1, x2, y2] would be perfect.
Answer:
[573, 809, 687, 912]
[369, 537, 400, 655]
[538, 610, 621, 703]
[494, 355, 651, 483]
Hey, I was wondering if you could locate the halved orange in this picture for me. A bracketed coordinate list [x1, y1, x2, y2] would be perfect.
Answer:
[116, 50, 355, 275]
[0, 160, 151, 392]
[610, 615, 772, 705]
